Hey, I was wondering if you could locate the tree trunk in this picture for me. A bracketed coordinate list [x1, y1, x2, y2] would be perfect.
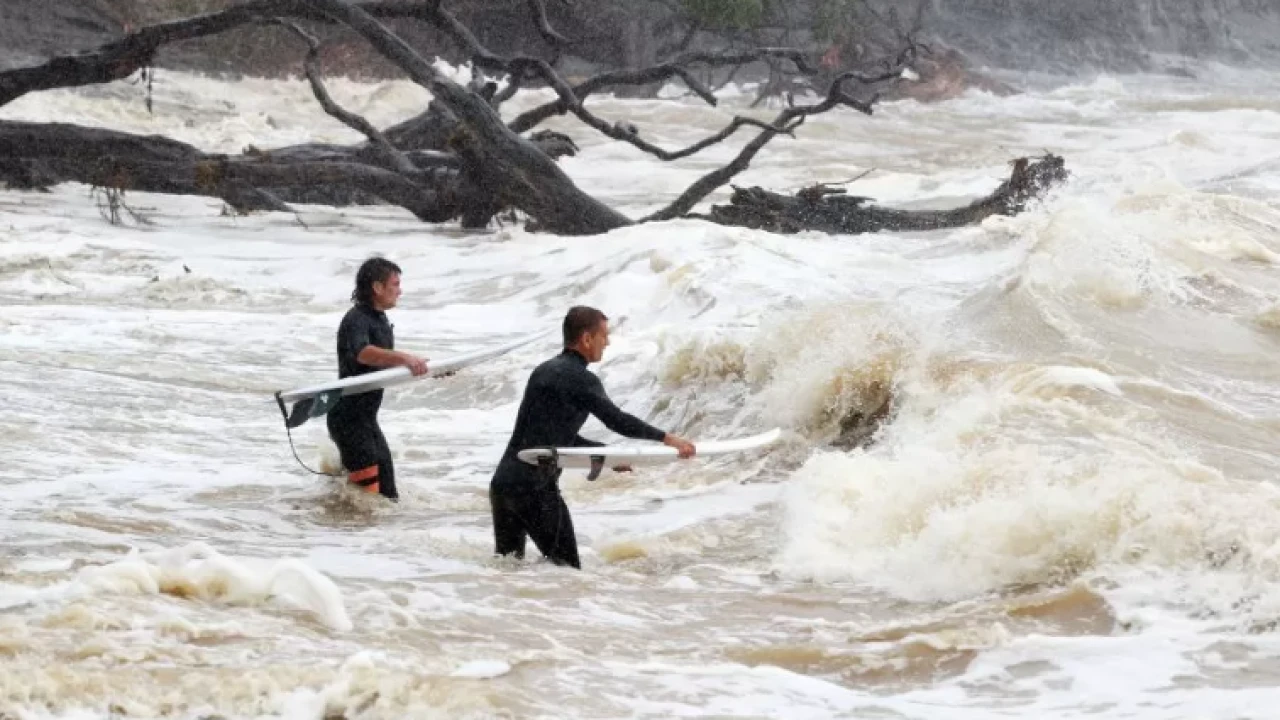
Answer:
[0, 121, 468, 221]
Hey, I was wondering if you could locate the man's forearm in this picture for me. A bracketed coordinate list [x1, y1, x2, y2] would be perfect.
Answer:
[356, 345, 413, 368]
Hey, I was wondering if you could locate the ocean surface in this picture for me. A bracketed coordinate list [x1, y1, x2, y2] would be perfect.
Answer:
[3, 62, 1280, 718]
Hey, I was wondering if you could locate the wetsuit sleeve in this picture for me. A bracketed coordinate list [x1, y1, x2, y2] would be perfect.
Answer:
[573, 435, 606, 448]
[572, 373, 666, 442]
[339, 313, 373, 365]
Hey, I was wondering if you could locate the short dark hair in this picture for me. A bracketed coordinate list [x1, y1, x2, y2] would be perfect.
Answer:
[352, 257, 402, 305]
[563, 306, 608, 346]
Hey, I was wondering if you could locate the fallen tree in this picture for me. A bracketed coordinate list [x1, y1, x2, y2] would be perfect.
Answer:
[700, 154, 1069, 234]
[0, 0, 1066, 235]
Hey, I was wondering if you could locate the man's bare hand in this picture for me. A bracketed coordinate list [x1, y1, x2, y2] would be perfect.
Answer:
[402, 353, 429, 376]
[663, 434, 696, 459]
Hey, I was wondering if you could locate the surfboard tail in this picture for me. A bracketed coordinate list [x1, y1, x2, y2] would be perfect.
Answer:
[275, 390, 339, 429]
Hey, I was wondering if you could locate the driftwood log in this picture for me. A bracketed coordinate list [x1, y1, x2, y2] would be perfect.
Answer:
[701, 155, 1069, 234]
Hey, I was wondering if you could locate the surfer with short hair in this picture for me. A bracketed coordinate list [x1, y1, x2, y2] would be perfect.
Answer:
[327, 257, 428, 501]
[488, 305, 696, 569]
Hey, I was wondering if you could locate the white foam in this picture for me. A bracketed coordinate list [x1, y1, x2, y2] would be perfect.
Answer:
[776, 355, 1280, 607]
[450, 660, 512, 679]
[75, 542, 353, 631]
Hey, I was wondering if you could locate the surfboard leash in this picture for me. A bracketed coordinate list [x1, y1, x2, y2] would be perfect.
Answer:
[275, 392, 343, 478]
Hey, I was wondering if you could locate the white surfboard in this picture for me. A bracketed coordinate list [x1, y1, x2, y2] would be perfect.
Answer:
[516, 428, 782, 479]
[275, 329, 549, 428]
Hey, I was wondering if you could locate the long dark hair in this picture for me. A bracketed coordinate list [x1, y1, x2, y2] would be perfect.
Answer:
[352, 257, 402, 306]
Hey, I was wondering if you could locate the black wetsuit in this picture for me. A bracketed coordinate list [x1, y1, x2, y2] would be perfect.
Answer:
[489, 349, 666, 568]
[327, 303, 398, 500]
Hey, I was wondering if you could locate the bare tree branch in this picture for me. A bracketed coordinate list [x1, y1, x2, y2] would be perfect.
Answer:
[592, 111, 801, 162]
[673, 48, 817, 74]
[0, 1, 460, 109]
[0, 3, 264, 108]
[423, 0, 584, 109]
[508, 48, 819, 134]
[712, 62, 747, 93]
[828, 167, 877, 186]
[0, 0, 593, 110]
[492, 74, 525, 106]
[507, 62, 814, 165]
[525, 0, 570, 51]
[672, 68, 719, 105]
[643, 62, 911, 223]
[278, 20, 417, 176]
